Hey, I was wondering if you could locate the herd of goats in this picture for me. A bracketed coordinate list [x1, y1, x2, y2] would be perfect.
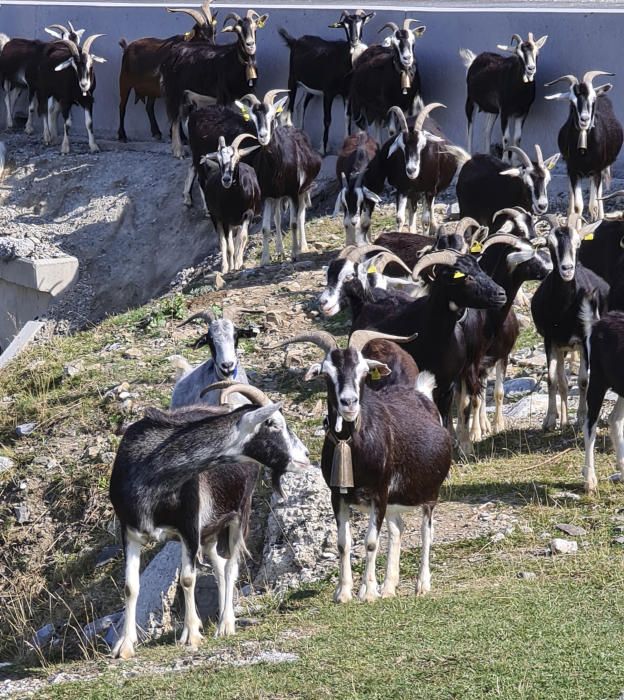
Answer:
[3, 3, 624, 661]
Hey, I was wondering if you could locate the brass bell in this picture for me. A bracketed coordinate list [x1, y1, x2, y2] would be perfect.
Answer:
[330, 440, 354, 493]
[401, 71, 411, 94]
[577, 128, 588, 151]
[246, 64, 257, 84]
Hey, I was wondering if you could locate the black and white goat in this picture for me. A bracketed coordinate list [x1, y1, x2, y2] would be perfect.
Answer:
[273, 329, 450, 601]
[460, 32, 547, 156]
[348, 19, 425, 143]
[161, 9, 269, 158]
[110, 382, 310, 659]
[456, 144, 559, 225]
[531, 216, 610, 430]
[196, 133, 261, 273]
[381, 103, 467, 233]
[583, 311, 624, 493]
[334, 131, 382, 245]
[170, 308, 258, 407]
[35, 35, 106, 154]
[278, 9, 374, 154]
[545, 70, 623, 221]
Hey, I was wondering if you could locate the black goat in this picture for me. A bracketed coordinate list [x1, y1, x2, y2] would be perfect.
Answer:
[348, 18, 425, 143]
[273, 329, 450, 601]
[545, 70, 623, 220]
[490, 205, 536, 238]
[118, 1, 217, 141]
[456, 144, 559, 225]
[33, 35, 106, 154]
[460, 32, 547, 155]
[109, 383, 309, 659]
[583, 311, 624, 493]
[531, 216, 610, 431]
[161, 9, 268, 158]
[197, 133, 261, 273]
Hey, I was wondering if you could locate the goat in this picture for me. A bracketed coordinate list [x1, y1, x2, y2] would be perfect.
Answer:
[545, 70, 623, 221]
[273, 329, 451, 601]
[381, 103, 467, 233]
[34, 35, 106, 154]
[170, 308, 258, 407]
[583, 311, 624, 492]
[348, 19, 426, 143]
[183, 88, 288, 209]
[161, 9, 268, 158]
[531, 216, 610, 430]
[197, 133, 261, 273]
[490, 205, 536, 238]
[118, 1, 217, 142]
[460, 32, 547, 156]
[109, 382, 310, 659]
[249, 122, 321, 265]
[334, 131, 382, 245]
[456, 144, 559, 225]
[278, 9, 374, 154]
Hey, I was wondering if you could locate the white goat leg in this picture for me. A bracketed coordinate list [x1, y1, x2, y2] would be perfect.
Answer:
[416, 505, 433, 594]
[261, 200, 273, 266]
[297, 192, 309, 255]
[610, 397, 624, 479]
[216, 522, 241, 637]
[493, 360, 506, 433]
[583, 417, 599, 494]
[556, 346, 569, 428]
[359, 505, 380, 602]
[112, 536, 141, 659]
[183, 165, 195, 207]
[543, 345, 559, 430]
[178, 541, 203, 648]
[334, 499, 353, 603]
[396, 194, 408, 231]
[381, 513, 404, 598]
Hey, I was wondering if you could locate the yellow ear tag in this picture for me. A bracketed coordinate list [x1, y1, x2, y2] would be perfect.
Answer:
[470, 241, 483, 253]
[583, 232, 594, 241]
[276, 106, 283, 114]
[453, 270, 466, 279]
[242, 113, 250, 121]
[184, 31, 193, 41]
[370, 368, 381, 381]
[367, 264, 377, 274]
[257, 20, 265, 28]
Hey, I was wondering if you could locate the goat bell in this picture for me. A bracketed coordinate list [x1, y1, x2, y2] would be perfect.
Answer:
[245, 64, 257, 85]
[401, 70, 411, 94]
[331, 440, 354, 494]
[577, 128, 588, 152]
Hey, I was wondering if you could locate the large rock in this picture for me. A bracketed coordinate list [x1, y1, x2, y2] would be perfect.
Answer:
[503, 394, 549, 420]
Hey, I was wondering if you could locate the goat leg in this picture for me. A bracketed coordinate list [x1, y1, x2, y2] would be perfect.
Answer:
[333, 496, 353, 603]
[112, 535, 141, 659]
[25, 91, 37, 135]
[493, 360, 506, 434]
[416, 504, 434, 595]
[583, 378, 607, 493]
[261, 200, 273, 266]
[381, 513, 404, 598]
[543, 342, 559, 430]
[610, 397, 624, 480]
[178, 540, 204, 648]
[183, 165, 195, 208]
[85, 103, 99, 153]
[216, 521, 242, 636]
[358, 503, 382, 602]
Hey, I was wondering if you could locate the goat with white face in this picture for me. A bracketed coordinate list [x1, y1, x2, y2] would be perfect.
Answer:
[461, 32, 547, 156]
[531, 216, 610, 431]
[545, 70, 623, 221]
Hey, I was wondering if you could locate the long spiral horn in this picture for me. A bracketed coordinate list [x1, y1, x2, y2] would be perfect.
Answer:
[267, 331, 339, 355]
[412, 250, 461, 279]
[201, 0, 214, 23]
[414, 102, 446, 132]
[348, 330, 418, 352]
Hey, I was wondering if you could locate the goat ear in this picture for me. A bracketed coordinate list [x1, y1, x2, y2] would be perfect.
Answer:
[237, 403, 282, 437]
[496, 44, 511, 51]
[535, 35, 548, 49]
[274, 95, 289, 114]
[366, 360, 391, 377]
[75, 28, 86, 41]
[596, 83, 613, 95]
[237, 326, 260, 339]
[499, 167, 522, 178]
[255, 14, 269, 28]
[328, 21, 342, 28]
[363, 12, 375, 23]
[92, 55, 107, 64]
[388, 134, 403, 158]
[200, 153, 219, 165]
[55, 58, 75, 72]
[304, 363, 324, 381]
[544, 91, 570, 101]
[45, 27, 63, 39]
[362, 186, 381, 203]
[543, 153, 560, 170]
[579, 220, 602, 239]
[413, 25, 426, 37]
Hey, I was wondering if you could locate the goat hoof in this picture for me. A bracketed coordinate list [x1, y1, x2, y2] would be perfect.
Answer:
[25, 126, 34, 136]
[542, 415, 557, 431]
[112, 637, 136, 660]
[415, 578, 431, 596]
[333, 586, 353, 604]
[183, 196, 192, 208]
[215, 621, 235, 637]
[152, 133, 163, 141]
[90, 145, 100, 154]
[492, 419, 505, 434]
[358, 585, 380, 603]
[380, 586, 397, 599]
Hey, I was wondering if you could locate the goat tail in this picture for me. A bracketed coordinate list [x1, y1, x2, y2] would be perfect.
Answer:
[119, 38, 128, 51]
[0, 142, 7, 179]
[459, 48, 476, 72]
[0, 34, 10, 54]
[168, 354, 193, 381]
[415, 371, 437, 401]
[277, 27, 296, 48]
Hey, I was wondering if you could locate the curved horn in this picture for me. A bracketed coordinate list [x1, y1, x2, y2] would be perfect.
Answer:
[46, 23, 70, 35]
[492, 207, 523, 222]
[536, 214, 560, 230]
[246, 9, 262, 21]
[507, 145, 533, 168]
[221, 383, 271, 405]
[379, 21, 399, 34]
[263, 88, 290, 106]
[403, 18, 423, 31]
[387, 106, 408, 134]
[167, 6, 207, 24]
[534, 143, 545, 167]
[81, 34, 104, 55]
[414, 102, 446, 132]
[454, 217, 481, 237]
[480, 233, 527, 252]
[412, 250, 461, 279]
[239, 92, 261, 106]
[178, 309, 216, 327]
[511, 33, 523, 45]
[230, 132, 258, 151]
[60, 38, 80, 58]
[201, 0, 214, 22]
[583, 70, 614, 85]
[544, 74, 579, 88]
[367, 251, 413, 276]
[267, 331, 338, 355]
[223, 12, 242, 26]
[599, 189, 624, 201]
[337, 244, 390, 262]
[198, 379, 236, 399]
[348, 330, 418, 352]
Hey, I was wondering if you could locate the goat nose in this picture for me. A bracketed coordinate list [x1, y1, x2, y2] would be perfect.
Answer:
[220, 361, 235, 374]
[340, 396, 357, 408]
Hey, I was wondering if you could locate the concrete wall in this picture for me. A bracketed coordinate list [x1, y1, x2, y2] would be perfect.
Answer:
[2, 3, 624, 172]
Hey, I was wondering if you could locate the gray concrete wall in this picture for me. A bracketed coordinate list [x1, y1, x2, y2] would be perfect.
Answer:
[1, 3, 624, 171]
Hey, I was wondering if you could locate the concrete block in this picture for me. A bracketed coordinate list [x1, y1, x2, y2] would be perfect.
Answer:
[0, 320, 44, 369]
[0, 256, 79, 296]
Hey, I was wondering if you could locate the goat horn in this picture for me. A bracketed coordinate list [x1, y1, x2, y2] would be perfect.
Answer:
[599, 189, 624, 201]
[178, 309, 216, 327]
[230, 132, 258, 151]
[223, 12, 242, 25]
[267, 331, 338, 355]
[199, 379, 236, 399]
[454, 217, 481, 236]
[544, 74, 579, 88]
[403, 18, 423, 31]
[412, 250, 461, 279]
[337, 244, 390, 262]
[583, 70, 614, 85]
[82, 34, 104, 55]
[480, 233, 527, 252]
[387, 106, 408, 134]
[414, 102, 446, 132]
[246, 9, 262, 20]
[201, 0, 214, 22]
[239, 92, 261, 106]
[167, 6, 207, 24]
[263, 88, 289, 106]
[59, 38, 80, 58]
[46, 23, 70, 35]
[534, 144, 545, 167]
[511, 33, 523, 45]
[379, 21, 399, 34]
[219, 382, 271, 405]
[366, 251, 413, 276]
[493, 207, 523, 222]
[536, 214, 560, 230]
[507, 145, 533, 168]
[348, 330, 418, 352]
